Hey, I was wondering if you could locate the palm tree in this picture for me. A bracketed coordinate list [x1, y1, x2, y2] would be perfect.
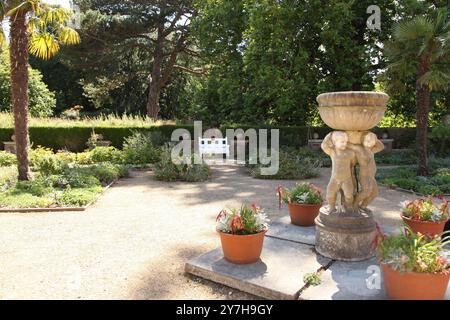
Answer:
[0, 1, 80, 180]
[384, 9, 449, 176]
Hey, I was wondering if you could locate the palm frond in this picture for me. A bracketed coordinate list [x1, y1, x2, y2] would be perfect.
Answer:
[26, 3, 80, 59]
[419, 69, 450, 91]
[58, 26, 80, 45]
[39, 6, 72, 25]
[29, 32, 60, 60]
[5, 0, 39, 18]
[394, 16, 433, 42]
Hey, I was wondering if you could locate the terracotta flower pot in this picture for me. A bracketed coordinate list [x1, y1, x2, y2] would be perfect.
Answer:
[218, 230, 267, 264]
[288, 203, 322, 227]
[381, 263, 450, 300]
[401, 214, 449, 237]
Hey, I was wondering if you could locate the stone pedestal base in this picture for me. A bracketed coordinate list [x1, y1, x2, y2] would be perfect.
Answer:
[315, 207, 376, 262]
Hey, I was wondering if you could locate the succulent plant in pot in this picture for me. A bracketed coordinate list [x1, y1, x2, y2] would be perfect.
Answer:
[400, 197, 449, 237]
[216, 204, 269, 264]
[375, 226, 450, 300]
[278, 183, 324, 227]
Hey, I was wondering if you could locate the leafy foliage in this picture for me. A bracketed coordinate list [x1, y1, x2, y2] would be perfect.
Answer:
[429, 124, 450, 156]
[154, 147, 210, 182]
[123, 131, 161, 165]
[58, 187, 103, 207]
[90, 146, 124, 164]
[30, 147, 65, 175]
[0, 52, 56, 117]
[278, 183, 324, 206]
[0, 151, 17, 167]
[378, 163, 450, 196]
[376, 227, 449, 274]
[303, 273, 322, 287]
[216, 204, 269, 235]
[401, 198, 449, 222]
[248, 149, 322, 180]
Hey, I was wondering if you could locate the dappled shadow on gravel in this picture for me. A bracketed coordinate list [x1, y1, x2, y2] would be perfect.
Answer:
[128, 245, 258, 300]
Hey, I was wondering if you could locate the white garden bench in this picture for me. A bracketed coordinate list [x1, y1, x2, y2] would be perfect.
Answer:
[199, 138, 230, 158]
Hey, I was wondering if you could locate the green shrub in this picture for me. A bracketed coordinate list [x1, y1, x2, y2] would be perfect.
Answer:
[123, 131, 161, 165]
[14, 179, 53, 197]
[417, 185, 442, 197]
[88, 164, 120, 185]
[75, 152, 93, 165]
[428, 157, 450, 172]
[54, 170, 102, 189]
[181, 161, 211, 182]
[154, 161, 179, 181]
[55, 151, 77, 164]
[0, 192, 54, 208]
[68, 163, 128, 185]
[375, 150, 417, 165]
[249, 150, 321, 180]
[0, 166, 17, 190]
[429, 124, 450, 156]
[90, 146, 124, 164]
[58, 187, 103, 207]
[379, 165, 449, 196]
[0, 52, 56, 117]
[0, 151, 16, 167]
[154, 148, 210, 182]
[30, 147, 65, 175]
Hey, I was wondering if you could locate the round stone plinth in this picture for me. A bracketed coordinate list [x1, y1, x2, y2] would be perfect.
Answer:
[315, 208, 377, 262]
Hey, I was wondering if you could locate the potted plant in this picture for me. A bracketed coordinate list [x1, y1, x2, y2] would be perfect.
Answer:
[400, 197, 449, 237]
[375, 227, 450, 300]
[278, 183, 324, 227]
[216, 204, 269, 264]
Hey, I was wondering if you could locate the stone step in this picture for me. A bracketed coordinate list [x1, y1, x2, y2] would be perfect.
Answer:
[185, 237, 331, 300]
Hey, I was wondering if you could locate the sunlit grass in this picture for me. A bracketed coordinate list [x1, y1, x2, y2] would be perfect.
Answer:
[0, 112, 176, 128]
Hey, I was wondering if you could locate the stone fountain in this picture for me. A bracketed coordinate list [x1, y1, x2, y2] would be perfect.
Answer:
[315, 91, 389, 261]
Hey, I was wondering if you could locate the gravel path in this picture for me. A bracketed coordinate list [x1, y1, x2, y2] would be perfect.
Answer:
[0, 165, 412, 300]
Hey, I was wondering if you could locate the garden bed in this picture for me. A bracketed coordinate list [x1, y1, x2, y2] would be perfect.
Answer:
[0, 179, 117, 213]
[377, 159, 450, 196]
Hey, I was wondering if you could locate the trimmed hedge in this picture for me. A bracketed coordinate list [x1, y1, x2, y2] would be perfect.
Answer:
[0, 124, 417, 152]
[0, 125, 195, 152]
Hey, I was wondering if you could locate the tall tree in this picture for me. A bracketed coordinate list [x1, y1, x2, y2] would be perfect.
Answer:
[70, 0, 201, 119]
[0, 1, 80, 180]
[384, 8, 449, 176]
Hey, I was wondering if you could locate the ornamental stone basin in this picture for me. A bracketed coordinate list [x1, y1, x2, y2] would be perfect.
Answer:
[317, 91, 389, 131]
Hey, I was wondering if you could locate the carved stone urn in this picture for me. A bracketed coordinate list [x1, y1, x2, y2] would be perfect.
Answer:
[315, 91, 389, 261]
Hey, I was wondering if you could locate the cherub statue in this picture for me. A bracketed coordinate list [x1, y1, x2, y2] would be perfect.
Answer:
[347, 132, 384, 212]
[321, 132, 356, 212]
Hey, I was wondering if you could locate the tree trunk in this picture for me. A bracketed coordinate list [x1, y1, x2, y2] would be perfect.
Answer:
[10, 11, 32, 181]
[147, 76, 161, 120]
[146, 27, 164, 120]
[416, 63, 430, 177]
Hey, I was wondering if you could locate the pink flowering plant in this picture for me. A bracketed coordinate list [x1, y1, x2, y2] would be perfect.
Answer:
[375, 226, 450, 274]
[216, 204, 269, 235]
[401, 197, 449, 222]
[277, 183, 323, 208]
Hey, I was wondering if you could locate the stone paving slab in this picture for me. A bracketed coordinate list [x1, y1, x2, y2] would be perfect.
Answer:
[300, 258, 386, 300]
[266, 215, 400, 246]
[185, 237, 331, 300]
[300, 258, 450, 300]
[266, 215, 316, 245]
